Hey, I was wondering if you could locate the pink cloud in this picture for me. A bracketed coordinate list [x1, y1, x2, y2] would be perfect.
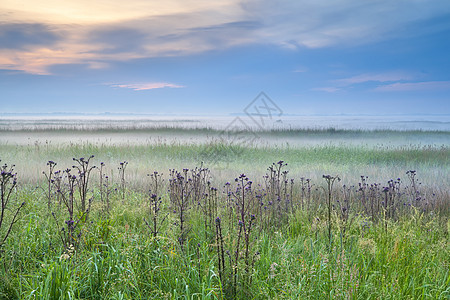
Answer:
[108, 82, 185, 91]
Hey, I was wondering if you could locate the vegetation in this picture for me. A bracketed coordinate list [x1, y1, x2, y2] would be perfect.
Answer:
[0, 128, 449, 299]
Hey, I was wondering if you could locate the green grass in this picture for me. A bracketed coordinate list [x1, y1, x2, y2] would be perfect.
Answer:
[1, 140, 448, 185]
[0, 128, 449, 299]
[0, 189, 448, 299]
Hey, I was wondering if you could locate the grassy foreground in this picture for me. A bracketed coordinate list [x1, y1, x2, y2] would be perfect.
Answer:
[0, 183, 449, 299]
[0, 129, 449, 299]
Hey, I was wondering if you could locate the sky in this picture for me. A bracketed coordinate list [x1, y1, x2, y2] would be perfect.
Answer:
[0, 0, 450, 116]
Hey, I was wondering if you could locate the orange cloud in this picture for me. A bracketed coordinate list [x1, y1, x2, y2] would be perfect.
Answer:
[0, 0, 246, 74]
[1, 0, 449, 75]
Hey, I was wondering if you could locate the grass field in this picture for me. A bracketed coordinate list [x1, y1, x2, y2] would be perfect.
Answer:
[0, 127, 449, 299]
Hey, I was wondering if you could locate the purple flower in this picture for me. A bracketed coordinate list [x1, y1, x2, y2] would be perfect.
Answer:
[65, 219, 74, 226]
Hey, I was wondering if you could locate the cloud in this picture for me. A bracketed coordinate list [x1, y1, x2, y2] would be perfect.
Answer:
[374, 81, 450, 92]
[313, 71, 416, 92]
[311, 87, 341, 93]
[108, 82, 185, 91]
[1, 0, 450, 74]
[88, 28, 149, 54]
[293, 67, 308, 73]
[243, 0, 450, 49]
[314, 72, 450, 93]
[0, 23, 61, 49]
[0, 0, 238, 24]
[333, 72, 415, 86]
[0, 43, 110, 75]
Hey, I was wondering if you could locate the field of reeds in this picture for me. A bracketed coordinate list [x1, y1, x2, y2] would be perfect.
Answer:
[0, 126, 449, 299]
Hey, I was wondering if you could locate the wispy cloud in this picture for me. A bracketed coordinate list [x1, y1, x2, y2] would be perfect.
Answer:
[313, 71, 416, 92]
[244, 0, 450, 49]
[0, 23, 61, 49]
[374, 81, 450, 92]
[333, 72, 415, 86]
[293, 67, 308, 73]
[1, 0, 450, 74]
[311, 87, 341, 93]
[108, 82, 185, 91]
[314, 72, 450, 93]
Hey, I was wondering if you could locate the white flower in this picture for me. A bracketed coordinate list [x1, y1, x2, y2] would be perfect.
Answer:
[60, 253, 70, 261]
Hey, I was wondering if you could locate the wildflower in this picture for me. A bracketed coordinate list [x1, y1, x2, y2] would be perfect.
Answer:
[60, 253, 70, 261]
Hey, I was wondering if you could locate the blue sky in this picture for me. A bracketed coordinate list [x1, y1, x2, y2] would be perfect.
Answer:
[1, 0, 449, 115]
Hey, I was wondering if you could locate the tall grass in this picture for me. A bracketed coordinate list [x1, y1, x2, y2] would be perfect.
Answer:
[0, 159, 448, 299]
[0, 128, 449, 299]
[0, 141, 448, 185]
[0, 187, 448, 299]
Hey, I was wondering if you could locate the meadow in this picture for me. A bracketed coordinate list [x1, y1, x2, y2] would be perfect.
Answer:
[0, 125, 449, 299]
